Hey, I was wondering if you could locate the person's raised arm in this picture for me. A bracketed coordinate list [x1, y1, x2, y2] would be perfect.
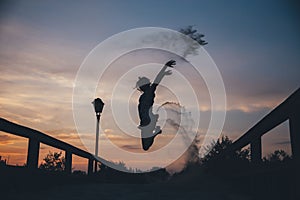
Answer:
[153, 60, 176, 86]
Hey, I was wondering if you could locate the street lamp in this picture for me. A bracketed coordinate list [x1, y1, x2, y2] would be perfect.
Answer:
[92, 98, 104, 173]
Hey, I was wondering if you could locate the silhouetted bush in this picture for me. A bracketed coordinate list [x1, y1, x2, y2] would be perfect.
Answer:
[72, 170, 86, 176]
[0, 155, 7, 167]
[263, 149, 292, 164]
[200, 136, 250, 172]
[39, 151, 65, 172]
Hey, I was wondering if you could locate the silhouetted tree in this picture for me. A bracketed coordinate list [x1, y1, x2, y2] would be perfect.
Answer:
[263, 150, 291, 163]
[39, 151, 65, 172]
[201, 136, 233, 163]
[201, 136, 250, 163]
[199, 136, 251, 175]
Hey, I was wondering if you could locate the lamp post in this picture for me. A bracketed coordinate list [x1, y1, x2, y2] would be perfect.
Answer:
[92, 98, 104, 173]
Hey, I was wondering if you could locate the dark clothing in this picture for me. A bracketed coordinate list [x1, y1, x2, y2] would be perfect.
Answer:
[137, 83, 161, 151]
[138, 84, 157, 127]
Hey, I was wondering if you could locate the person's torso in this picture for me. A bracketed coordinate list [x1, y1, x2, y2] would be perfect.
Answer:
[139, 87, 156, 107]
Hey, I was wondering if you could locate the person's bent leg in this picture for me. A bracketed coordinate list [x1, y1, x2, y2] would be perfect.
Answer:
[141, 128, 154, 151]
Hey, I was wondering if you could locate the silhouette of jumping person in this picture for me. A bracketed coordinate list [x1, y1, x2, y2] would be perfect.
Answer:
[136, 60, 176, 150]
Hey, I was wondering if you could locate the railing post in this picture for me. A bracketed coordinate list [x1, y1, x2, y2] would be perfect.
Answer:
[289, 113, 300, 165]
[27, 138, 40, 169]
[251, 137, 262, 163]
[65, 151, 72, 174]
[94, 160, 98, 173]
[88, 158, 94, 175]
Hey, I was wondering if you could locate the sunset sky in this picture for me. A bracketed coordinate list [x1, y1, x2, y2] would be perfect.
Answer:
[0, 0, 299, 172]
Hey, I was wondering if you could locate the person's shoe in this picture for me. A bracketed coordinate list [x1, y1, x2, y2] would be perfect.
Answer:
[153, 126, 162, 135]
[142, 137, 154, 151]
[141, 127, 162, 151]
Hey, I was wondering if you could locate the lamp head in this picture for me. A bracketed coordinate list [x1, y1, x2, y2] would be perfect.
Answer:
[92, 98, 104, 114]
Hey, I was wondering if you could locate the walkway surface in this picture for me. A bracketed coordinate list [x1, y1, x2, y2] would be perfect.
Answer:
[6, 178, 253, 200]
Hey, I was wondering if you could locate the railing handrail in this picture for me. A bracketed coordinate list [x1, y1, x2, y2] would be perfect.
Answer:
[1, 88, 299, 171]
[223, 87, 300, 163]
[229, 88, 299, 152]
[0, 118, 93, 160]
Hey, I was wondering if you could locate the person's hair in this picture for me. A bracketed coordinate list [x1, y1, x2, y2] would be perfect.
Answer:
[136, 76, 150, 91]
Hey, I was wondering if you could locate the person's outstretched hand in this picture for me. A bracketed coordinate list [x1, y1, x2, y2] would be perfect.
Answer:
[165, 60, 176, 68]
